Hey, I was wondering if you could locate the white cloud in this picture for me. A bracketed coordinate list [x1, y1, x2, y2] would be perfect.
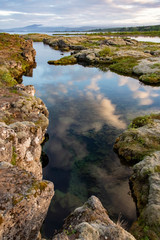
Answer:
[0, 0, 160, 28]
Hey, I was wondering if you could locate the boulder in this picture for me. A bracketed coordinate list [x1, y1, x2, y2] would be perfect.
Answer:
[114, 115, 160, 239]
[52, 196, 136, 240]
[0, 162, 54, 240]
[133, 57, 160, 75]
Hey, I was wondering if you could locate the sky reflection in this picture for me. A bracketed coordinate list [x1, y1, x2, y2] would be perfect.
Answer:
[23, 42, 160, 237]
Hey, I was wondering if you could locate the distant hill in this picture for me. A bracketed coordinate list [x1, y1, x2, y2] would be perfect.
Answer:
[0, 24, 97, 33]
[90, 25, 160, 32]
[1, 24, 160, 33]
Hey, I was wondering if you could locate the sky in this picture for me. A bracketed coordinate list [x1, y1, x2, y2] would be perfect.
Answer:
[0, 0, 160, 29]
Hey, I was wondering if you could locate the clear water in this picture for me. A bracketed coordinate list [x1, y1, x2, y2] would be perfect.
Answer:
[23, 42, 160, 238]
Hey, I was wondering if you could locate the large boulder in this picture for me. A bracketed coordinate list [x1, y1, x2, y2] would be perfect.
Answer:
[114, 115, 160, 239]
[0, 162, 54, 240]
[133, 57, 160, 75]
[52, 196, 136, 240]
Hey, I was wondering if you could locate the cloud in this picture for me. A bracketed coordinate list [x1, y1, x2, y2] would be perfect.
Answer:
[0, 0, 160, 28]
[117, 76, 159, 106]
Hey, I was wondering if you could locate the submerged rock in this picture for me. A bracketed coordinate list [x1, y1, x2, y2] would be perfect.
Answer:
[52, 196, 136, 240]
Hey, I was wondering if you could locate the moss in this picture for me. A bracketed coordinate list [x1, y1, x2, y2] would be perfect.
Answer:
[151, 63, 160, 69]
[129, 115, 153, 128]
[131, 218, 160, 240]
[109, 56, 139, 75]
[0, 70, 17, 87]
[48, 55, 77, 65]
[139, 72, 160, 84]
[12, 195, 23, 206]
[98, 47, 113, 57]
[1, 114, 15, 125]
[81, 40, 100, 48]
[27, 180, 48, 198]
[11, 146, 17, 165]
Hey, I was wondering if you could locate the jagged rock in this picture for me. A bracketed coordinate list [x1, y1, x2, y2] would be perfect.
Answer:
[74, 49, 100, 63]
[0, 34, 54, 240]
[114, 119, 160, 163]
[21, 39, 36, 63]
[0, 162, 54, 240]
[52, 196, 136, 240]
[0, 121, 44, 180]
[0, 84, 49, 180]
[114, 116, 160, 239]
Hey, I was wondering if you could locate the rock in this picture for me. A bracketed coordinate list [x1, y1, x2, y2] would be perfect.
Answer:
[21, 39, 36, 64]
[116, 50, 150, 58]
[101, 38, 138, 46]
[70, 45, 87, 51]
[114, 118, 160, 164]
[0, 33, 54, 240]
[0, 162, 54, 240]
[52, 196, 136, 240]
[133, 57, 160, 75]
[74, 49, 101, 63]
[0, 121, 44, 180]
[114, 115, 160, 239]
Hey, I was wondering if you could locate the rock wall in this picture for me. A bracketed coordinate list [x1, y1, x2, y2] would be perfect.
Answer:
[0, 162, 53, 240]
[114, 116, 160, 239]
[0, 35, 54, 240]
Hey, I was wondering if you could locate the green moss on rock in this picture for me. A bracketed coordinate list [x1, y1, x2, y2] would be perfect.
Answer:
[139, 72, 160, 84]
[48, 55, 77, 65]
[109, 56, 139, 75]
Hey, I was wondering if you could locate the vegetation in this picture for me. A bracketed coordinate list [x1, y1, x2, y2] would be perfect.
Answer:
[22, 33, 49, 42]
[109, 57, 139, 75]
[48, 55, 77, 65]
[98, 47, 113, 57]
[89, 24, 160, 37]
[129, 115, 153, 128]
[139, 72, 160, 84]
[0, 33, 34, 86]
[11, 146, 17, 166]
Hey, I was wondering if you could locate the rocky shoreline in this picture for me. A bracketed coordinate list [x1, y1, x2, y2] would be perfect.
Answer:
[114, 114, 160, 239]
[42, 35, 160, 85]
[0, 33, 54, 239]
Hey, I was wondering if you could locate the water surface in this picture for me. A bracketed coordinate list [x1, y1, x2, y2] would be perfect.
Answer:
[23, 42, 160, 238]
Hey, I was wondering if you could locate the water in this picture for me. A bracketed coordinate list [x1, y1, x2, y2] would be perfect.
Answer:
[23, 41, 160, 238]
[131, 36, 160, 43]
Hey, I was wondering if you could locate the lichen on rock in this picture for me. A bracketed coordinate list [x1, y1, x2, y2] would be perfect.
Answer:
[52, 196, 136, 240]
[114, 114, 160, 239]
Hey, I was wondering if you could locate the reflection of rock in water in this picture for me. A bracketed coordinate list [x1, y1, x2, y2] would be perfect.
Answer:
[41, 133, 50, 168]
[41, 151, 49, 168]
[43, 123, 136, 238]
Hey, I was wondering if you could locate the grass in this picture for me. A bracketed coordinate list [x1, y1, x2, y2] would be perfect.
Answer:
[11, 146, 17, 165]
[48, 55, 77, 65]
[0, 33, 34, 86]
[129, 115, 153, 129]
[98, 47, 113, 57]
[86, 31, 160, 37]
[109, 56, 139, 75]
[139, 72, 160, 84]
